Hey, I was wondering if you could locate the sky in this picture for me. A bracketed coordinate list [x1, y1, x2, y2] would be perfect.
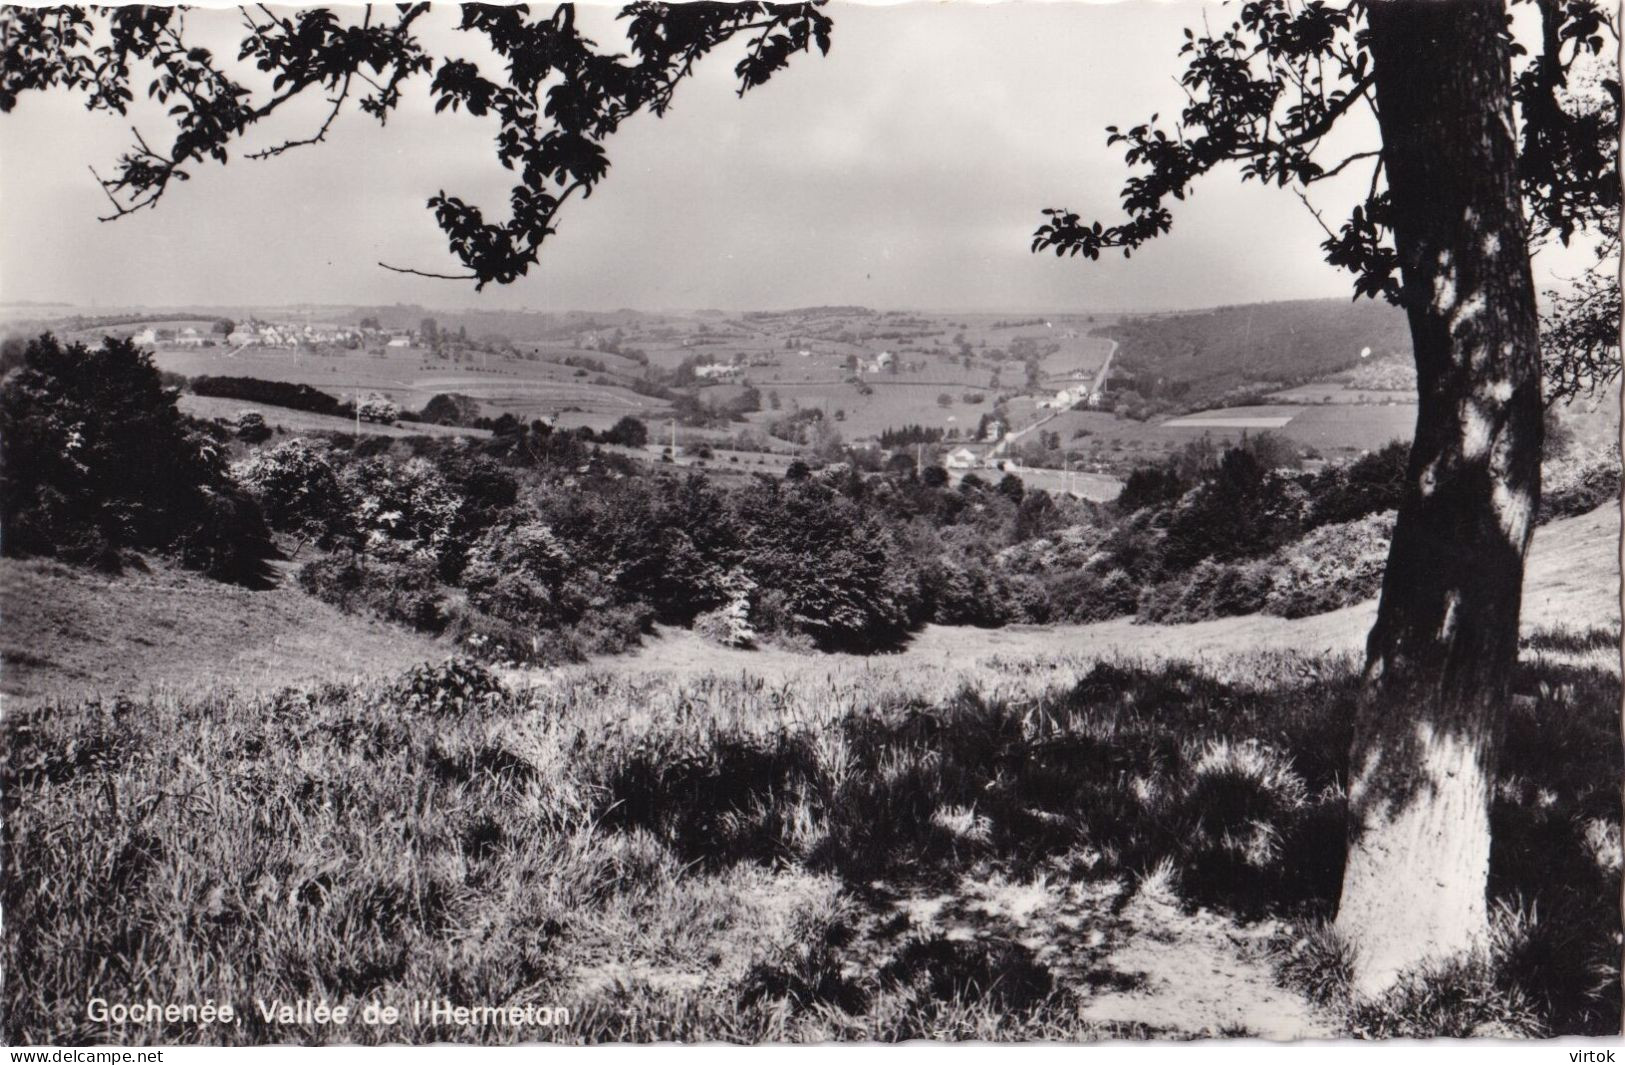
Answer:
[0, 1, 1462, 314]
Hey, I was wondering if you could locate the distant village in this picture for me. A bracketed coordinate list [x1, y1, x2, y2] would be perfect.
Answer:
[132, 319, 419, 351]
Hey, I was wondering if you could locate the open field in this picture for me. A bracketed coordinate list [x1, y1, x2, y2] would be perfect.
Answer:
[152, 344, 667, 430]
[177, 395, 490, 440]
[749, 380, 1002, 441]
[981, 466, 1124, 502]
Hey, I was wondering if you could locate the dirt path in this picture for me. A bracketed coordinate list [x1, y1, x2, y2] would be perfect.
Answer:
[860, 869, 1331, 1039]
[1073, 873, 1331, 1038]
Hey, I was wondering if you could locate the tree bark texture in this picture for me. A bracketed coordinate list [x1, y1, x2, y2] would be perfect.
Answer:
[1335, 0, 1545, 996]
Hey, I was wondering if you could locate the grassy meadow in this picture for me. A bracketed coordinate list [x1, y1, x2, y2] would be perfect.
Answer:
[5, 619, 1620, 1043]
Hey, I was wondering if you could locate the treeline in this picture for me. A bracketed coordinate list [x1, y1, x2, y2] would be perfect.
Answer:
[192, 374, 353, 417]
[879, 425, 946, 447]
[250, 425, 1444, 658]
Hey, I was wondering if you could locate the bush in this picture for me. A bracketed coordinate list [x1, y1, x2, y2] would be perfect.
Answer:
[693, 569, 757, 648]
[735, 480, 914, 651]
[1137, 560, 1273, 624]
[922, 558, 1010, 628]
[298, 552, 447, 632]
[357, 395, 398, 424]
[233, 439, 352, 546]
[461, 519, 591, 629]
[1264, 511, 1395, 619]
[1307, 441, 1408, 527]
[236, 410, 272, 443]
[1540, 447, 1620, 522]
[339, 456, 460, 562]
[391, 656, 508, 718]
[420, 392, 482, 426]
[601, 415, 650, 448]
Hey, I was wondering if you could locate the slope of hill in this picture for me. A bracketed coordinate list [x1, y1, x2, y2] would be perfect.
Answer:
[1, 557, 446, 702]
[537, 503, 1618, 697]
[1100, 298, 1412, 404]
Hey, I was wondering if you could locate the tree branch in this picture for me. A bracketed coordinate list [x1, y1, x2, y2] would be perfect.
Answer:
[376, 262, 480, 281]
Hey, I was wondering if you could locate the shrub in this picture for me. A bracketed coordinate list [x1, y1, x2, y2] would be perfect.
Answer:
[736, 481, 914, 651]
[1264, 511, 1395, 619]
[1137, 560, 1273, 624]
[1307, 441, 1408, 527]
[1540, 446, 1620, 522]
[298, 552, 447, 632]
[233, 439, 352, 546]
[391, 657, 508, 717]
[357, 395, 398, 424]
[236, 410, 272, 443]
[922, 558, 1009, 628]
[339, 456, 461, 562]
[175, 481, 280, 585]
[601, 415, 650, 447]
[693, 569, 758, 648]
[1117, 465, 1186, 512]
[420, 392, 482, 426]
[461, 518, 593, 629]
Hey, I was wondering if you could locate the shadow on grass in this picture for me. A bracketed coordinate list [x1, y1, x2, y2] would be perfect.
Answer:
[592, 655, 1621, 1035]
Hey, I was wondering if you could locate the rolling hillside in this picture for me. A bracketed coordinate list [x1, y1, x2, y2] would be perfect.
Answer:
[536, 503, 1619, 697]
[1100, 298, 1412, 403]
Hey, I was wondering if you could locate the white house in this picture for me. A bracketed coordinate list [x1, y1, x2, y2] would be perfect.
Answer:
[945, 446, 980, 471]
[694, 363, 741, 380]
[386, 335, 413, 348]
[132, 328, 158, 346]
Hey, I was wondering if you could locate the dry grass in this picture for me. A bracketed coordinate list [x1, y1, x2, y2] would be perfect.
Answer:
[4, 644, 1616, 1044]
[0, 557, 445, 703]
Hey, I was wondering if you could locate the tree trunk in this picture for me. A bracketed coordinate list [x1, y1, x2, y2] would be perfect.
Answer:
[1334, 0, 1544, 996]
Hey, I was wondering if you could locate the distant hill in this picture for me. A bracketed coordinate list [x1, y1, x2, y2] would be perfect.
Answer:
[1098, 298, 1411, 404]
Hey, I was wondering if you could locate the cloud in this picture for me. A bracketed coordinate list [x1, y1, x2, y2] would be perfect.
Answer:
[0, 2, 1424, 313]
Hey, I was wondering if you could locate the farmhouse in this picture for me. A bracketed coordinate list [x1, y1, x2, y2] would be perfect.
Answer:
[694, 363, 742, 380]
[132, 327, 158, 346]
[386, 335, 413, 348]
[945, 446, 980, 471]
[1039, 387, 1081, 410]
